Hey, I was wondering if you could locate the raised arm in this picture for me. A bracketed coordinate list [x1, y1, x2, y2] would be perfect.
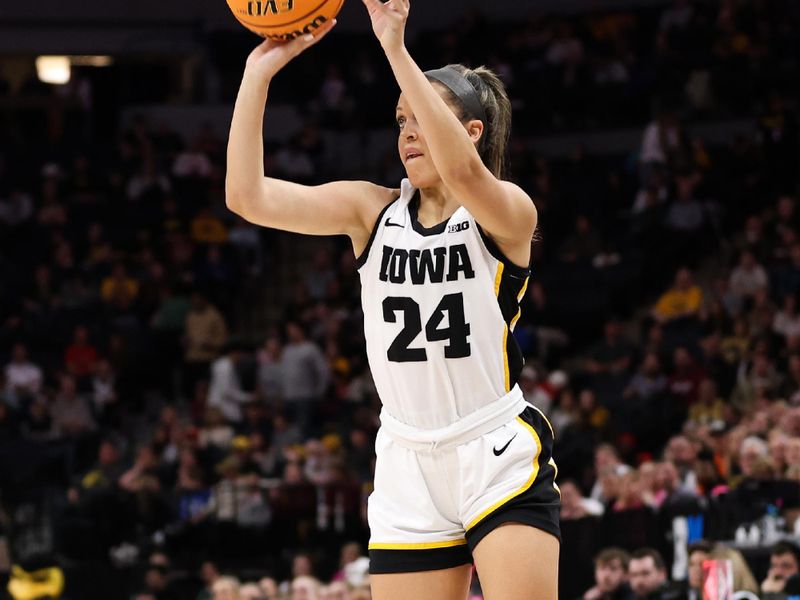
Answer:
[361, 0, 536, 251]
[225, 22, 395, 252]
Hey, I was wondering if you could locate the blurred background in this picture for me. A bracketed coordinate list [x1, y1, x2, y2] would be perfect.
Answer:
[0, 0, 799, 598]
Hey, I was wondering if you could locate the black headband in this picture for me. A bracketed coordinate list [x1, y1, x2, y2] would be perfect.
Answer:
[425, 66, 489, 145]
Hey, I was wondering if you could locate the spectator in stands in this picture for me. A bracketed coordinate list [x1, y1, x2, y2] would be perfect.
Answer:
[281, 321, 330, 434]
[585, 318, 635, 381]
[761, 541, 800, 596]
[582, 547, 631, 600]
[664, 435, 699, 492]
[191, 208, 229, 245]
[651, 268, 703, 324]
[239, 583, 266, 599]
[687, 379, 725, 427]
[737, 436, 772, 482]
[72, 438, 123, 498]
[51, 374, 96, 438]
[591, 444, 632, 503]
[323, 581, 352, 600]
[257, 335, 284, 404]
[91, 358, 119, 425]
[100, 263, 140, 308]
[184, 291, 228, 397]
[208, 340, 255, 424]
[197, 562, 223, 600]
[664, 175, 705, 238]
[64, 325, 99, 381]
[628, 548, 681, 600]
[773, 295, 800, 340]
[687, 540, 713, 600]
[624, 352, 668, 404]
[212, 575, 242, 600]
[291, 576, 321, 600]
[655, 461, 699, 510]
[258, 577, 279, 600]
[667, 347, 705, 406]
[3, 342, 43, 408]
[729, 251, 769, 301]
[304, 249, 337, 302]
[558, 215, 604, 264]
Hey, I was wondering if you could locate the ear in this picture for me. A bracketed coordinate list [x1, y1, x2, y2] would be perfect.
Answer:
[465, 119, 485, 147]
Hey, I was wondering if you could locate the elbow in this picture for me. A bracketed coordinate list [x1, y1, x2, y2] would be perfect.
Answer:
[225, 181, 245, 214]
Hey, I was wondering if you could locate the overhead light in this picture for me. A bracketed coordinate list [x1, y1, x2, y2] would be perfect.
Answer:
[71, 55, 114, 67]
[35, 56, 70, 85]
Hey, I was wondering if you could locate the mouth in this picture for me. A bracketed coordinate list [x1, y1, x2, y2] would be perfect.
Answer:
[405, 151, 423, 162]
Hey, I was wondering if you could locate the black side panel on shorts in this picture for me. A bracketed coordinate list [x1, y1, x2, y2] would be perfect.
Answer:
[465, 406, 561, 551]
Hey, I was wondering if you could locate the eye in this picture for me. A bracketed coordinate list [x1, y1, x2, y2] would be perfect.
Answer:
[396, 116, 406, 128]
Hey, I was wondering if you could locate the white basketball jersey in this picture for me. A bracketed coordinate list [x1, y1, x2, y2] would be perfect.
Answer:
[357, 179, 530, 430]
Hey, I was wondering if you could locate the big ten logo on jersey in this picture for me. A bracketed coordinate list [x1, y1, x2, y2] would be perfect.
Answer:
[379, 244, 475, 285]
[247, 0, 292, 16]
[447, 220, 470, 234]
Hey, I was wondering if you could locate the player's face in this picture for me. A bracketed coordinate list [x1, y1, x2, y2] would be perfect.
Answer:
[396, 93, 436, 188]
[396, 91, 464, 188]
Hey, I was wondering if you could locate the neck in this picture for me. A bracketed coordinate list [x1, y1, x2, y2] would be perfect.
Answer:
[417, 183, 459, 224]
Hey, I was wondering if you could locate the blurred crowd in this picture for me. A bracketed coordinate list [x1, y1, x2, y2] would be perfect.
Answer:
[0, 0, 799, 599]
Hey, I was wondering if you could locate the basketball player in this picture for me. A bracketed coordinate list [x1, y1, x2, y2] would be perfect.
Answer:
[226, 1, 560, 598]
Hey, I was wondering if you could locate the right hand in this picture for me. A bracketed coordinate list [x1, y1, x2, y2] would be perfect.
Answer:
[762, 571, 786, 593]
[245, 18, 337, 79]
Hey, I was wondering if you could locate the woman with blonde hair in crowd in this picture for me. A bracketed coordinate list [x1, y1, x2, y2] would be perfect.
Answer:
[212, 576, 242, 600]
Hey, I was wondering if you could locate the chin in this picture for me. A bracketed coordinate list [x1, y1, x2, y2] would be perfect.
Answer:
[404, 166, 439, 189]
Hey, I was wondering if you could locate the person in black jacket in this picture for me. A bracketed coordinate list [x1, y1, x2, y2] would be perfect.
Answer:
[628, 548, 684, 600]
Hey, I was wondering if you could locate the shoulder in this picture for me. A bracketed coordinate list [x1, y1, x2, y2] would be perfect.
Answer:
[355, 182, 401, 225]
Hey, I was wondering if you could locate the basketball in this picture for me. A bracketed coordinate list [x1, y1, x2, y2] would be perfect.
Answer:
[226, 0, 345, 41]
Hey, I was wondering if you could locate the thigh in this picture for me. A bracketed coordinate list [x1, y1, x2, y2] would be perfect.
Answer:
[473, 524, 559, 600]
[371, 564, 472, 600]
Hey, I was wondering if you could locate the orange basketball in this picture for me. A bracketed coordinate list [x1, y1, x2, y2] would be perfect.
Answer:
[227, 0, 345, 41]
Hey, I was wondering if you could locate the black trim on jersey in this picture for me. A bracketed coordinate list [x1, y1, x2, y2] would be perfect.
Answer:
[408, 190, 453, 236]
[496, 266, 528, 389]
[355, 200, 396, 270]
[477, 224, 530, 278]
[369, 544, 472, 574]
[465, 406, 561, 552]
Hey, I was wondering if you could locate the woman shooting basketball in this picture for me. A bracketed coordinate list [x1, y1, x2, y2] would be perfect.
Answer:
[226, 1, 560, 598]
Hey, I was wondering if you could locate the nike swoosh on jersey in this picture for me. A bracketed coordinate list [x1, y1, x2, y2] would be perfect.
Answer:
[493, 433, 518, 456]
[384, 218, 404, 228]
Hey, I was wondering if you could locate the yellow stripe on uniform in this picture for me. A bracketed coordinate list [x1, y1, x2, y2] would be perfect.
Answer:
[494, 262, 510, 392]
[501, 326, 510, 391]
[549, 457, 561, 496]
[466, 416, 542, 531]
[510, 276, 529, 331]
[368, 539, 468, 550]
[529, 404, 556, 439]
[517, 276, 530, 302]
[494, 262, 504, 296]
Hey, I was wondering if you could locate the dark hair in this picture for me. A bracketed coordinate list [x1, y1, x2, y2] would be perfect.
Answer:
[630, 548, 666, 571]
[772, 541, 800, 563]
[426, 64, 512, 180]
[688, 540, 714, 557]
[596, 548, 631, 569]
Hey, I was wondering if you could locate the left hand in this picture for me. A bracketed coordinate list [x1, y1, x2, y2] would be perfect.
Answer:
[361, 0, 409, 52]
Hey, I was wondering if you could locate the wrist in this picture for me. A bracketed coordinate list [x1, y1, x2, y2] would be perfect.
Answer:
[243, 63, 275, 86]
[382, 43, 408, 61]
